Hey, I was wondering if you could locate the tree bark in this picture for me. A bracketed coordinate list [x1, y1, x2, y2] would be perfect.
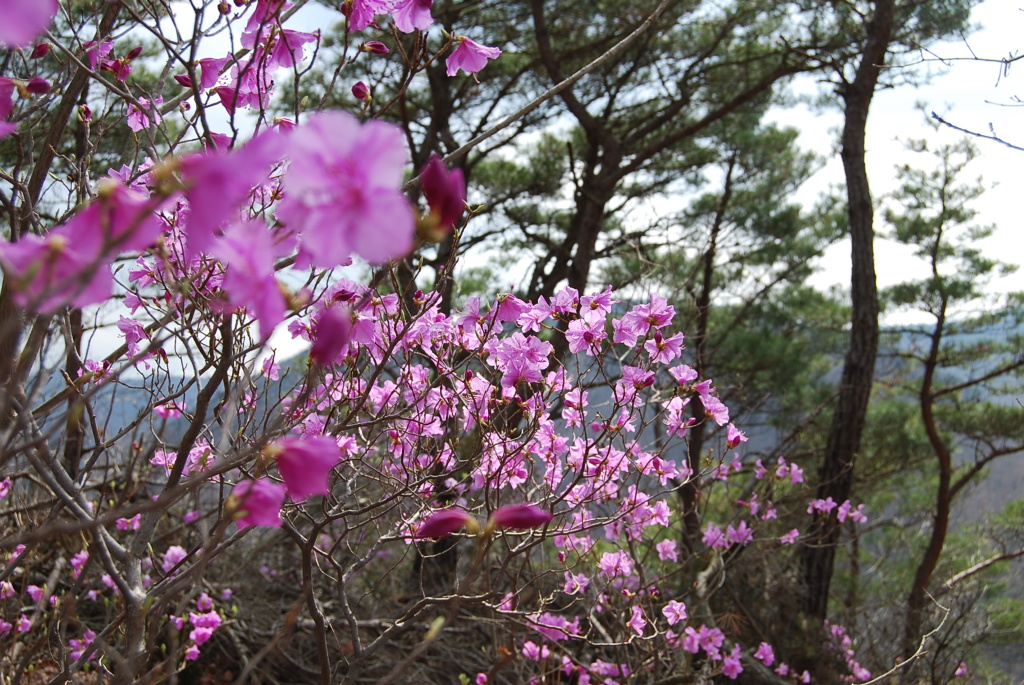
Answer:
[901, 300, 951, 662]
[799, 0, 894, 620]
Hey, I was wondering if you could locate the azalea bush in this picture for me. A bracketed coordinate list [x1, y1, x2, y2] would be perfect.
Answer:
[0, 2, 876, 683]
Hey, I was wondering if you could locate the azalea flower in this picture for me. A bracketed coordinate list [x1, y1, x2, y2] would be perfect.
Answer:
[445, 36, 501, 77]
[0, 182, 165, 313]
[210, 219, 290, 341]
[230, 479, 286, 528]
[277, 111, 415, 267]
[270, 435, 342, 501]
[126, 97, 163, 132]
[0, 0, 58, 48]
[391, 0, 433, 33]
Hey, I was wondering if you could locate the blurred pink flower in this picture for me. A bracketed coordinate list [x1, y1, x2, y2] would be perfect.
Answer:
[0, 183, 165, 313]
[278, 111, 414, 267]
[0, 0, 58, 48]
[414, 508, 470, 539]
[271, 435, 342, 501]
[489, 503, 551, 531]
[231, 479, 286, 528]
[210, 219, 290, 341]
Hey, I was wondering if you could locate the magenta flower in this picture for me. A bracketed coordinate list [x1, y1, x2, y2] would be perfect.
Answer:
[309, 306, 354, 366]
[178, 127, 284, 258]
[391, 0, 433, 33]
[420, 154, 466, 236]
[755, 641, 775, 666]
[446, 36, 501, 77]
[161, 545, 188, 574]
[270, 435, 342, 501]
[725, 422, 747, 449]
[0, 0, 58, 48]
[231, 478, 286, 528]
[0, 78, 17, 139]
[277, 111, 415, 267]
[347, 0, 391, 32]
[414, 507, 471, 539]
[627, 605, 647, 636]
[30, 42, 51, 59]
[489, 503, 552, 530]
[0, 183, 165, 313]
[362, 40, 390, 54]
[662, 599, 688, 626]
[722, 643, 744, 679]
[210, 219, 290, 341]
[126, 96, 162, 132]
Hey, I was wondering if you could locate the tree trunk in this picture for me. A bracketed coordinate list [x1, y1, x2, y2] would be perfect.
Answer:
[799, 0, 894, 620]
[901, 302, 952, 662]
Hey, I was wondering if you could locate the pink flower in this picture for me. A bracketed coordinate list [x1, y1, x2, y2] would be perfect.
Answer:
[445, 37, 501, 77]
[0, 0, 58, 48]
[662, 600, 687, 626]
[16, 615, 31, 632]
[0, 78, 17, 139]
[210, 219, 290, 341]
[391, 0, 433, 33]
[722, 643, 744, 679]
[70, 550, 89, 578]
[521, 640, 549, 661]
[656, 538, 679, 562]
[755, 641, 775, 666]
[270, 435, 342, 501]
[563, 571, 589, 595]
[126, 96, 163, 132]
[702, 523, 728, 550]
[415, 508, 471, 539]
[116, 514, 141, 530]
[0, 183, 165, 313]
[231, 479, 286, 528]
[26, 585, 43, 603]
[0, 478, 10, 498]
[627, 605, 647, 636]
[489, 503, 552, 530]
[347, 0, 391, 32]
[726, 521, 753, 546]
[161, 545, 188, 574]
[725, 423, 747, 449]
[178, 127, 284, 259]
[362, 40, 390, 54]
[277, 111, 415, 267]
[780, 528, 800, 545]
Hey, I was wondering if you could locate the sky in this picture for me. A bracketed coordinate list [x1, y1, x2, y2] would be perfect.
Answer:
[790, 0, 1024, 303]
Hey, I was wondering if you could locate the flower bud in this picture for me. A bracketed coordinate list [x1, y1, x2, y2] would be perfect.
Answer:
[125, 46, 144, 61]
[26, 77, 51, 95]
[78, 104, 92, 122]
[219, 1, 231, 13]
[30, 43, 51, 60]
[488, 503, 552, 531]
[362, 41, 390, 55]
[351, 80, 370, 101]
[415, 508, 471, 539]
[173, 74, 193, 88]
